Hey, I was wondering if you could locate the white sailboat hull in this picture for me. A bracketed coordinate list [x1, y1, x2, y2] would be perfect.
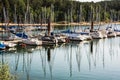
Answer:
[107, 32, 116, 37]
[23, 38, 42, 46]
[115, 32, 120, 36]
[68, 33, 85, 41]
[90, 31, 103, 39]
[4, 42, 17, 48]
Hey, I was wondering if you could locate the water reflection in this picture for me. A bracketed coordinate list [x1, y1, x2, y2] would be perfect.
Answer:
[47, 48, 54, 80]
[0, 37, 120, 80]
[13, 45, 37, 80]
[0, 50, 5, 65]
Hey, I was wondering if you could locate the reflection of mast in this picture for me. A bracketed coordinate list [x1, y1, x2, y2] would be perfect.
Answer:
[109, 38, 113, 61]
[15, 54, 20, 71]
[25, 53, 32, 80]
[14, 50, 20, 80]
[1, 51, 4, 66]
[87, 41, 94, 71]
[87, 48, 91, 71]
[70, 45, 72, 77]
[1, 51, 5, 78]
[93, 40, 98, 68]
[47, 48, 52, 79]
[47, 47, 56, 80]
[102, 39, 105, 68]
[90, 41, 93, 54]
[76, 45, 82, 72]
[39, 48, 46, 77]
[47, 48, 51, 62]
[22, 49, 25, 72]
[20, 47, 33, 80]
[66, 45, 73, 77]
[24, 47, 33, 80]
[88, 40, 97, 71]
[66, 44, 73, 77]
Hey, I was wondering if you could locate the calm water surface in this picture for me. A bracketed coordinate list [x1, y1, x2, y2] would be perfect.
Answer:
[0, 25, 120, 80]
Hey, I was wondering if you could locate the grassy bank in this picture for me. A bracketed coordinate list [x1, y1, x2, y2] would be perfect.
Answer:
[0, 22, 120, 27]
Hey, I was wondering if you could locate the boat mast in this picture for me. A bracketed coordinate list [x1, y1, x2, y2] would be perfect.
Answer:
[48, 16, 51, 36]
[90, 4, 94, 32]
[1, 2, 4, 40]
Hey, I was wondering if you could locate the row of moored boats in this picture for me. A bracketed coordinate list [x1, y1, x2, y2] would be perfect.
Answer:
[0, 25, 120, 50]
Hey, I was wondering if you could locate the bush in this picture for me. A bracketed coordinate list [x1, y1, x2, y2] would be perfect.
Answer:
[0, 62, 14, 80]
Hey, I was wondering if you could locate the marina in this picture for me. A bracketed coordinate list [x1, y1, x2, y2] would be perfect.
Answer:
[1, 33, 120, 80]
[0, 0, 120, 80]
[0, 23, 120, 48]
[0, 24, 120, 80]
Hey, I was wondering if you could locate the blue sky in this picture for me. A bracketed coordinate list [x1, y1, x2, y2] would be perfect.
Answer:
[76, 0, 104, 2]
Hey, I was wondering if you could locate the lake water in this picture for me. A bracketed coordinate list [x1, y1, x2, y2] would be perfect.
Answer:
[1, 25, 120, 80]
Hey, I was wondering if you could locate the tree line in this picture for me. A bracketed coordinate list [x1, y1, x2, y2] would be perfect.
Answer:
[0, 0, 120, 24]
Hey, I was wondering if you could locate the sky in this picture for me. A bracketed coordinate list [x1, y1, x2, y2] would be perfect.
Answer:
[76, 0, 104, 2]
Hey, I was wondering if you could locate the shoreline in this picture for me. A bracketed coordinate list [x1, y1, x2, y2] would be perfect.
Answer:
[0, 22, 120, 27]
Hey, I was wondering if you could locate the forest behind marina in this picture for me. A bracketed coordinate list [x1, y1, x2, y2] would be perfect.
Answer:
[0, 0, 120, 24]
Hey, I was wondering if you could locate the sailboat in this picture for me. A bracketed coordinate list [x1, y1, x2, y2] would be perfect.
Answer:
[115, 29, 120, 36]
[106, 9, 116, 37]
[106, 25, 116, 37]
[78, 28, 92, 40]
[89, 19, 103, 39]
[1, 6, 15, 41]
[96, 5, 107, 38]
[61, 6, 86, 42]
[99, 29, 107, 38]
[20, 0, 42, 46]
[90, 31, 103, 39]
[22, 38, 42, 46]
[41, 34, 58, 45]
[61, 29, 86, 41]
[75, 5, 92, 41]
[90, 5, 103, 39]
[55, 34, 66, 43]
[4, 41, 17, 48]
[114, 24, 120, 36]
[68, 33, 86, 41]
[21, 29, 42, 46]
[41, 14, 59, 45]
[0, 6, 17, 48]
